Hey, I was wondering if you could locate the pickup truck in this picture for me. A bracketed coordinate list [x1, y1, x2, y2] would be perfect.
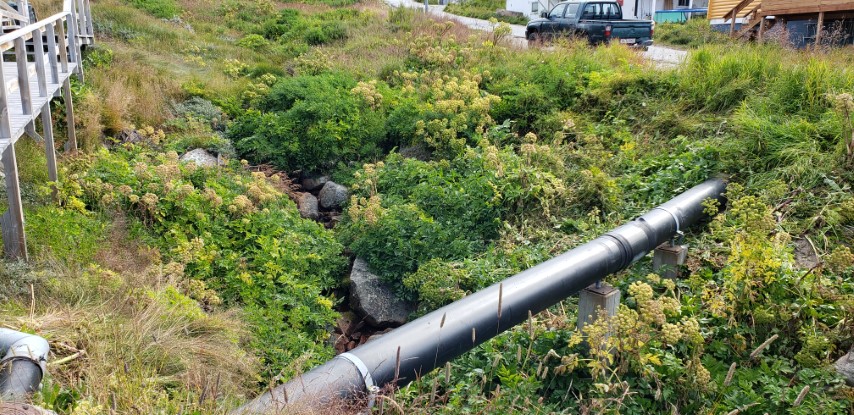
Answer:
[526, 1, 653, 47]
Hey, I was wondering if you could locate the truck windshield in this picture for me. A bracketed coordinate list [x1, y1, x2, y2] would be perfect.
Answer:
[549, 3, 567, 18]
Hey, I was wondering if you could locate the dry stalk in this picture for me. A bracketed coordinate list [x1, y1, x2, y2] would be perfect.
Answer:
[724, 362, 737, 386]
[750, 334, 779, 359]
[793, 385, 810, 406]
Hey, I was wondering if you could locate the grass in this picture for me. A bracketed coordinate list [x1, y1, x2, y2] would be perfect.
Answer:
[444, 0, 529, 25]
[0, 216, 259, 414]
[654, 18, 730, 48]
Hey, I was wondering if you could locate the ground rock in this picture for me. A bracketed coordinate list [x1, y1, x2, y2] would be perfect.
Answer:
[0, 403, 57, 415]
[301, 174, 330, 191]
[319, 181, 349, 209]
[116, 129, 146, 144]
[349, 258, 414, 327]
[297, 192, 320, 220]
[179, 148, 218, 167]
[793, 238, 819, 269]
[836, 352, 854, 386]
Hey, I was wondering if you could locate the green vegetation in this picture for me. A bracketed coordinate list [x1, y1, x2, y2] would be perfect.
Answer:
[445, 0, 529, 25]
[654, 18, 730, 48]
[127, 0, 180, 19]
[0, 0, 851, 414]
[64, 143, 346, 379]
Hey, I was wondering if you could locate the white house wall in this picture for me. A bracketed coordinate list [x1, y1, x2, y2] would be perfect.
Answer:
[506, 0, 552, 19]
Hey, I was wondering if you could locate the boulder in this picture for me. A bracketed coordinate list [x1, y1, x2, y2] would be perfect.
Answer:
[301, 174, 330, 191]
[116, 129, 146, 144]
[297, 192, 320, 220]
[349, 258, 415, 327]
[793, 238, 819, 269]
[319, 181, 349, 210]
[179, 148, 218, 167]
[0, 403, 57, 415]
[835, 352, 854, 386]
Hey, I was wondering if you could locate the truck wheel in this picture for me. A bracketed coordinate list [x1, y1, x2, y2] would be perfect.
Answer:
[527, 31, 540, 47]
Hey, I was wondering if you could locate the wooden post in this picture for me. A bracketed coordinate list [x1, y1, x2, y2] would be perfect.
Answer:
[41, 102, 57, 183]
[84, 0, 94, 39]
[729, 13, 737, 36]
[1, 142, 28, 260]
[15, 0, 27, 24]
[14, 37, 32, 116]
[758, 16, 766, 42]
[62, 78, 77, 151]
[56, 20, 69, 74]
[45, 23, 59, 85]
[0, 52, 10, 139]
[32, 28, 47, 98]
[815, 12, 825, 47]
[653, 243, 688, 279]
[577, 283, 620, 332]
[67, 8, 83, 82]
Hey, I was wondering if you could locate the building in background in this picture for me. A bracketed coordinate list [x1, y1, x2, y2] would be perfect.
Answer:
[504, 0, 708, 21]
[623, 0, 708, 20]
[710, 0, 854, 48]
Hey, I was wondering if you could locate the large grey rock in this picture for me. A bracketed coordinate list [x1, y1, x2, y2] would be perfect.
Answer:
[301, 174, 329, 191]
[793, 238, 819, 269]
[349, 258, 414, 327]
[0, 403, 57, 415]
[836, 352, 854, 386]
[297, 192, 320, 220]
[319, 181, 349, 210]
[116, 129, 146, 144]
[179, 148, 218, 167]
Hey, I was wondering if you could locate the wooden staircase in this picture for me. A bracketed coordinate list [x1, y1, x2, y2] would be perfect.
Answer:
[0, 0, 94, 259]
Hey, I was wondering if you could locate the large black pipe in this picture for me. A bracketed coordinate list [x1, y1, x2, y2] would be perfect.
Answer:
[235, 179, 727, 414]
[0, 328, 50, 400]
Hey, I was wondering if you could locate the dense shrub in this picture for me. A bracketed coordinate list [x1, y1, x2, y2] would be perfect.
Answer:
[63, 146, 346, 377]
[340, 142, 566, 298]
[230, 73, 388, 171]
[654, 18, 730, 48]
[261, 9, 302, 40]
[303, 21, 348, 45]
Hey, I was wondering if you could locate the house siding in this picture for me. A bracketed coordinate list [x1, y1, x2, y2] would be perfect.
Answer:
[707, 0, 760, 19]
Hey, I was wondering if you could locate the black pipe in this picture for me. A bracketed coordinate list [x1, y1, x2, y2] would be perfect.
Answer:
[235, 179, 727, 414]
[0, 328, 50, 401]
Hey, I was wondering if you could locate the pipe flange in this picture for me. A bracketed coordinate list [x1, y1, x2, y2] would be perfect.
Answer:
[652, 206, 684, 245]
[336, 353, 377, 408]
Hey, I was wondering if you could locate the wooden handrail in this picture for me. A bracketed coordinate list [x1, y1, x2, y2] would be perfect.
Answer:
[0, 12, 70, 51]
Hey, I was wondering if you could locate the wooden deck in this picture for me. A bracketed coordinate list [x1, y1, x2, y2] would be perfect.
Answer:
[0, 0, 93, 259]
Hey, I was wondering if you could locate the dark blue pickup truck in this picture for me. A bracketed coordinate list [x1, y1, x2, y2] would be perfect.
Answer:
[526, 1, 653, 47]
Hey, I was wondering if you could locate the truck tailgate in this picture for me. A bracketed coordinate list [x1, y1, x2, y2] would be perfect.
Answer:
[610, 22, 651, 40]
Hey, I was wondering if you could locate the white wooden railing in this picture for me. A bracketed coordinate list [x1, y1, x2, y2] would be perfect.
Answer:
[0, 0, 94, 259]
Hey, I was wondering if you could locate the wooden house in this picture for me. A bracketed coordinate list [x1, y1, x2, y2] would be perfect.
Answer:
[708, 0, 854, 47]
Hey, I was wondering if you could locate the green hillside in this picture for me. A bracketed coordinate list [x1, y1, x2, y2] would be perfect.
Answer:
[0, 0, 852, 414]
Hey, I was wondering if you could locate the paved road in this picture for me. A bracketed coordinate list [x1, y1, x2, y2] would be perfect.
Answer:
[384, 0, 528, 38]
[382, 0, 688, 67]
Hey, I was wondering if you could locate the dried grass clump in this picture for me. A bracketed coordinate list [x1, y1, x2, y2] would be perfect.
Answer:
[0, 219, 259, 413]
